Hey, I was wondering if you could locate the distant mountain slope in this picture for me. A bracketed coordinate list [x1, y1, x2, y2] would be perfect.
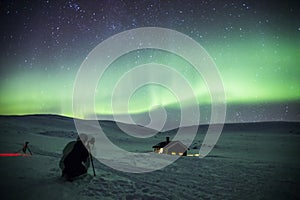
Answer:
[1, 115, 299, 137]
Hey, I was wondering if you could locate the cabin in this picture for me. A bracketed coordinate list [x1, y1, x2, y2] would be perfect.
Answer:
[152, 137, 188, 156]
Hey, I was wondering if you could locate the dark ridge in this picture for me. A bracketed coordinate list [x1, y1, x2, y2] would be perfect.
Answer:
[165, 121, 300, 134]
[0, 114, 299, 134]
[0, 114, 74, 120]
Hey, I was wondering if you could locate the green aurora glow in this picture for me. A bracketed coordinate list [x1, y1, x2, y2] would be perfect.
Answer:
[1, 37, 299, 117]
[1, 1, 299, 121]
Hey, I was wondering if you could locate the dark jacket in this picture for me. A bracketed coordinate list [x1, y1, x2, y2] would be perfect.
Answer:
[63, 140, 89, 178]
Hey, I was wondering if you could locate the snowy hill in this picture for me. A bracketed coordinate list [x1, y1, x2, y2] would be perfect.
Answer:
[0, 115, 299, 199]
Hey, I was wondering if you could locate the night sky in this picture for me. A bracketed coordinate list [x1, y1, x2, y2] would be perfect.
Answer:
[0, 0, 299, 123]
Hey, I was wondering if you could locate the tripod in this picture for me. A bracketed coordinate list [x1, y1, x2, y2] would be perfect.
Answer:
[90, 152, 96, 176]
[87, 139, 96, 176]
[18, 141, 32, 155]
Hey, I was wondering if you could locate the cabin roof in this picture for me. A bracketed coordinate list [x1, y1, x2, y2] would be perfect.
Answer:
[165, 141, 187, 150]
[152, 140, 188, 150]
[152, 141, 169, 148]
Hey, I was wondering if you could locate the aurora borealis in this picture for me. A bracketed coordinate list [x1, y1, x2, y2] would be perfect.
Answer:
[0, 0, 299, 123]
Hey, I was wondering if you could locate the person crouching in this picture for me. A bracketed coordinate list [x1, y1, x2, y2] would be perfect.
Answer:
[60, 133, 90, 181]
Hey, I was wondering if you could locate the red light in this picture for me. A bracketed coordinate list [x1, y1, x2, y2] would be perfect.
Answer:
[0, 153, 30, 157]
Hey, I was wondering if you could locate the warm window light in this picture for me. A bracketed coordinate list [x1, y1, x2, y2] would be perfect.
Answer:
[158, 148, 163, 154]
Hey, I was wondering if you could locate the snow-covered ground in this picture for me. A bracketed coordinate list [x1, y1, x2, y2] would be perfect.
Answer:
[0, 115, 299, 199]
